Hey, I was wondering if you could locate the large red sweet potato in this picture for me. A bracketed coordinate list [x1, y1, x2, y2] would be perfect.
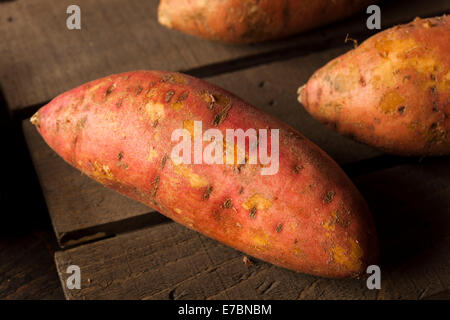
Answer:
[32, 71, 378, 278]
[158, 0, 375, 44]
[298, 16, 450, 156]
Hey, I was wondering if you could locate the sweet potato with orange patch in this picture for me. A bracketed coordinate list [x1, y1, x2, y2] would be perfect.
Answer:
[298, 16, 450, 156]
[31, 71, 377, 278]
[158, 0, 374, 44]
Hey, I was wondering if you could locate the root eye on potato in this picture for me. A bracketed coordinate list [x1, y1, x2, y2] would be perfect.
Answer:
[298, 15, 450, 156]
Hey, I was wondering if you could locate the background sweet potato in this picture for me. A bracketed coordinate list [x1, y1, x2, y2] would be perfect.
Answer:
[158, 0, 375, 44]
[32, 71, 378, 278]
[298, 15, 450, 156]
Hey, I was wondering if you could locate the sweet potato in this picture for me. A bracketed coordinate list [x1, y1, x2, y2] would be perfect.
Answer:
[298, 16, 450, 156]
[31, 71, 378, 278]
[158, 0, 374, 44]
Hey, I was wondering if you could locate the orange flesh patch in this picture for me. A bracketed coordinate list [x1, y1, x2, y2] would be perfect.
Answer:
[145, 102, 165, 122]
[183, 120, 195, 138]
[372, 37, 443, 90]
[242, 194, 273, 211]
[378, 91, 406, 114]
[91, 161, 115, 182]
[171, 101, 184, 110]
[249, 228, 270, 250]
[172, 163, 208, 188]
[147, 148, 158, 161]
[331, 238, 363, 272]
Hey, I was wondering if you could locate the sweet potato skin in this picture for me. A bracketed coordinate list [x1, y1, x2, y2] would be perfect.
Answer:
[32, 71, 377, 278]
[299, 16, 450, 156]
[158, 0, 374, 44]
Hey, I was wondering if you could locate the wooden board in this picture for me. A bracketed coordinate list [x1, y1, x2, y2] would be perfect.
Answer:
[0, 225, 64, 300]
[1, 0, 448, 116]
[353, 157, 450, 300]
[22, 120, 166, 248]
[55, 158, 450, 300]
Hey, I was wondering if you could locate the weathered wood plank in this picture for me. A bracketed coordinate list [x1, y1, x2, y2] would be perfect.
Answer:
[55, 158, 450, 299]
[1, 0, 448, 115]
[0, 228, 64, 300]
[22, 120, 162, 247]
[353, 157, 450, 300]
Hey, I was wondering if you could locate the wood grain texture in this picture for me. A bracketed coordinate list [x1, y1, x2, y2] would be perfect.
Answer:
[353, 157, 450, 300]
[55, 222, 377, 300]
[0, 89, 64, 299]
[55, 158, 450, 300]
[22, 120, 159, 247]
[1, 0, 448, 114]
[0, 229, 64, 300]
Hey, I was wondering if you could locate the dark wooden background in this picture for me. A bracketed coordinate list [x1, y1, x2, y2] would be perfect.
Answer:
[1, 0, 449, 299]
